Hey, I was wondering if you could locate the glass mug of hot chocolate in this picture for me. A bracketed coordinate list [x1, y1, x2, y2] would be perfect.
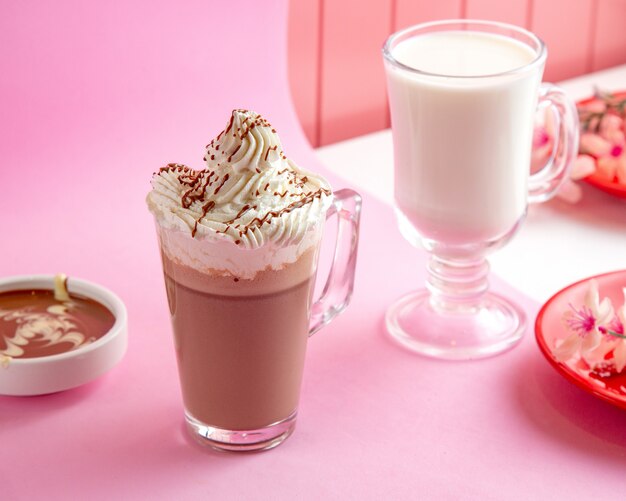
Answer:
[383, 20, 578, 360]
[147, 110, 361, 451]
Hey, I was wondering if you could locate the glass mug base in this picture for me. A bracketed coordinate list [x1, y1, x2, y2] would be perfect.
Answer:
[386, 289, 526, 360]
[184, 411, 297, 452]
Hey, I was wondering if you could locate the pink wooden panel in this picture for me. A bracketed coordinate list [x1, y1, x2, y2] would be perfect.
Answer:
[288, 0, 321, 147]
[394, 0, 462, 31]
[592, 0, 626, 71]
[319, 0, 392, 145]
[531, 0, 595, 81]
[288, 0, 621, 147]
[465, 0, 530, 27]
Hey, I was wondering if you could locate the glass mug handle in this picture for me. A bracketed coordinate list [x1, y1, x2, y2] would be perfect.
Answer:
[309, 189, 362, 336]
[528, 83, 580, 203]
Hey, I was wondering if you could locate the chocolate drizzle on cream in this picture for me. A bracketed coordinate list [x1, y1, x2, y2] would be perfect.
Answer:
[148, 109, 332, 249]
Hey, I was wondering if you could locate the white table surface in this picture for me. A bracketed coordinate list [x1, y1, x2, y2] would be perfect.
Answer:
[317, 65, 626, 303]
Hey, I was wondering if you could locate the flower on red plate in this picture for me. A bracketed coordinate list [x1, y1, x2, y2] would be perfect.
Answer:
[555, 279, 614, 362]
[555, 280, 626, 376]
[578, 91, 626, 185]
[535, 90, 626, 203]
[580, 114, 626, 184]
[531, 125, 552, 172]
[606, 289, 626, 372]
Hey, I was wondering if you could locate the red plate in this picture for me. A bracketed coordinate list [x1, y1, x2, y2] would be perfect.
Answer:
[535, 270, 626, 410]
[584, 173, 626, 198]
[577, 91, 626, 199]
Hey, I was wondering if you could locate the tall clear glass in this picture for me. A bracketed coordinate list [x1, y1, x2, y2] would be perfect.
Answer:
[382, 20, 578, 360]
[155, 189, 361, 451]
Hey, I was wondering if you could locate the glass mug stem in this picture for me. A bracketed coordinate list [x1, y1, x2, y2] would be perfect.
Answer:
[426, 254, 490, 314]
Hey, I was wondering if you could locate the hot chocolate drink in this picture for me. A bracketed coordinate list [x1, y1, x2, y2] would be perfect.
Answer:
[147, 110, 335, 449]
[162, 251, 317, 430]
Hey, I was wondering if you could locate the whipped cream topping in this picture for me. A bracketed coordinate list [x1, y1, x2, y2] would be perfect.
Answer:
[147, 110, 333, 277]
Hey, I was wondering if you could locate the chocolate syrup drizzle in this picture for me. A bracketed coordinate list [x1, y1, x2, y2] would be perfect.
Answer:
[154, 111, 330, 244]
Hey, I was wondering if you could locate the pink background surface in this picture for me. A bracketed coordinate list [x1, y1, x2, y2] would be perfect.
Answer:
[2, 1, 625, 499]
[288, 0, 626, 145]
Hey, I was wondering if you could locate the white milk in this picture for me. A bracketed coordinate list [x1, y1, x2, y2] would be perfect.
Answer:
[385, 31, 542, 245]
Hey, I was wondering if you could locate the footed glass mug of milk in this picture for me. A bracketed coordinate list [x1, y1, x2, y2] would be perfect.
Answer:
[383, 20, 578, 360]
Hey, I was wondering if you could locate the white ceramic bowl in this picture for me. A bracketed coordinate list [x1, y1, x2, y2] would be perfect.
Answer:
[0, 275, 128, 396]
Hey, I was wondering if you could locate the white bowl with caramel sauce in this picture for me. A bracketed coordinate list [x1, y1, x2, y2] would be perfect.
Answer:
[0, 275, 127, 396]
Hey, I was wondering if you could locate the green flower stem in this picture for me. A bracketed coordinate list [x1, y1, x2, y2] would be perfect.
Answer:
[606, 330, 626, 340]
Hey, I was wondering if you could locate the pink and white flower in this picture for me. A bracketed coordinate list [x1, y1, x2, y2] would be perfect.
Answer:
[555, 280, 626, 377]
[555, 279, 614, 362]
[609, 289, 626, 372]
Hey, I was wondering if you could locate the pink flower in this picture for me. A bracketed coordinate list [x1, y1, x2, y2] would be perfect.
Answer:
[571, 154, 596, 180]
[555, 152, 594, 204]
[596, 145, 626, 183]
[559, 283, 626, 375]
[579, 132, 613, 157]
[555, 280, 614, 362]
[531, 125, 554, 174]
[533, 126, 551, 148]
[609, 289, 626, 372]
[579, 107, 626, 184]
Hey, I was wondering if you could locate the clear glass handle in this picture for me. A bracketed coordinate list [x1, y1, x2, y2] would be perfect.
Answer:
[309, 189, 362, 336]
[528, 83, 579, 203]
